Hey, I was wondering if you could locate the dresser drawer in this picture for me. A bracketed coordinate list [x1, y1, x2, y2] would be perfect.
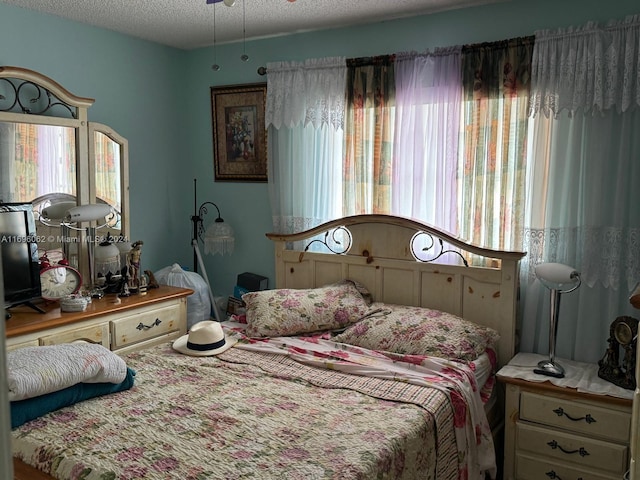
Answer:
[520, 391, 630, 442]
[516, 422, 628, 475]
[110, 302, 182, 349]
[39, 323, 110, 348]
[516, 452, 622, 480]
[6, 339, 39, 352]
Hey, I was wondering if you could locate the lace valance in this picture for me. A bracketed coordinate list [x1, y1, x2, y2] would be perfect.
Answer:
[522, 226, 640, 291]
[530, 15, 640, 117]
[265, 57, 346, 130]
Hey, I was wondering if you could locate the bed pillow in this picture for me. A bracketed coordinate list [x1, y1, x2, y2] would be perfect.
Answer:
[332, 303, 499, 362]
[10, 367, 136, 429]
[243, 280, 372, 338]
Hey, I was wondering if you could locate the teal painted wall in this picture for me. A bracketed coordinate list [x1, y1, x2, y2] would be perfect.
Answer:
[1, 0, 639, 302]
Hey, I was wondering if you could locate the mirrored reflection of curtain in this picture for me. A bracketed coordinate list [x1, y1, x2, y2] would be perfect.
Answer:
[459, 38, 534, 266]
[266, 57, 347, 250]
[14, 123, 38, 201]
[94, 131, 121, 213]
[12, 124, 75, 202]
[520, 16, 640, 363]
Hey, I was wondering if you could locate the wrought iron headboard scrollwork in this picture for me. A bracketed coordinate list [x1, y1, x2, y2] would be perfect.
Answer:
[302, 226, 352, 255]
[410, 231, 469, 266]
[302, 226, 470, 266]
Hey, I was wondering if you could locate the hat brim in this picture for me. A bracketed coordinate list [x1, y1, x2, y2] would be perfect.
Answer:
[172, 332, 237, 357]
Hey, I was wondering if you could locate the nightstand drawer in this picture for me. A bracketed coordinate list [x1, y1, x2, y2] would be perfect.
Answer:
[520, 391, 630, 442]
[516, 422, 628, 475]
[110, 303, 182, 349]
[516, 452, 621, 480]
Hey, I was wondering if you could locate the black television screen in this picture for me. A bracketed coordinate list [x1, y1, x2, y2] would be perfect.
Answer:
[0, 202, 42, 311]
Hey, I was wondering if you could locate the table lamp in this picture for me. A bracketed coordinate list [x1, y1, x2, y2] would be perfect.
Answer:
[64, 203, 116, 295]
[534, 262, 582, 378]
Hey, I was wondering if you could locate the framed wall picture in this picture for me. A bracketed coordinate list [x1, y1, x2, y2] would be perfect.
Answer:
[211, 83, 267, 182]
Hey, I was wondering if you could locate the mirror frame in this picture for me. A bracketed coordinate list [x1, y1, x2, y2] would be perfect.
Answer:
[0, 66, 130, 284]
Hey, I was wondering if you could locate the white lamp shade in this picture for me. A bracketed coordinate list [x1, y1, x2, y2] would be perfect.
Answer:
[95, 241, 121, 276]
[204, 221, 234, 255]
[42, 201, 77, 222]
[535, 262, 580, 289]
[65, 204, 113, 223]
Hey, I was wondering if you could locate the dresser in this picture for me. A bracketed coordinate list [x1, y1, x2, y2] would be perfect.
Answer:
[498, 353, 633, 480]
[5, 286, 192, 354]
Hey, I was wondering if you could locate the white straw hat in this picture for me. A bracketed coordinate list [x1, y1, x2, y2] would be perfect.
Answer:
[172, 320, 237, 356]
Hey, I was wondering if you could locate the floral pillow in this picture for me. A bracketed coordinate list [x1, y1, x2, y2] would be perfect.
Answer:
[332, 302, 500, 362]
[242, 280, 372, 338]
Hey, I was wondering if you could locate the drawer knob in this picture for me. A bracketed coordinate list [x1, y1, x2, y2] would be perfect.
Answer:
[547, 440, 590, 457]
[553, 407, 596, 424]
[136, 318, 162, 331]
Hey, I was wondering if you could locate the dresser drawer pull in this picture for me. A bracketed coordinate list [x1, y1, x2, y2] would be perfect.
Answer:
[545, 471, 584, 480]
[553, 407, 596, 424]
[547, 440, 590, 457]
[136, 318, 162, 331]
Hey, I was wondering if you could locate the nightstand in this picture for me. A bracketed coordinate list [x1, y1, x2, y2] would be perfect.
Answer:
[497, 353, 633, 480]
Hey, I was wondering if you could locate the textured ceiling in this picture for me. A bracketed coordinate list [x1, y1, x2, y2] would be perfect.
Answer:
[0, 0, 504, 50]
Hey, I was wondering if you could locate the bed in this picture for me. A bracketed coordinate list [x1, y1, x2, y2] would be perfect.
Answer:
[10, 214, 525, 480]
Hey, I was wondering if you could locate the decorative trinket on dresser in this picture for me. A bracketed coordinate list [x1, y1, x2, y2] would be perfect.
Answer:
[125, 240, 144, 293]
[598, 315, 638, 390]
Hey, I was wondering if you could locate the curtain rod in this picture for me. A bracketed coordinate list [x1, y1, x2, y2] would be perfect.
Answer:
[256, 34, 533, 76]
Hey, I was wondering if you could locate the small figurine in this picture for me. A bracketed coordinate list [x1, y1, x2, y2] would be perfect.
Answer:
[126, 240, 143, 292]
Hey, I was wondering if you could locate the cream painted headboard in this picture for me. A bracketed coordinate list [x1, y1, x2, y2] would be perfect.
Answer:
[266, 214, 526, 368]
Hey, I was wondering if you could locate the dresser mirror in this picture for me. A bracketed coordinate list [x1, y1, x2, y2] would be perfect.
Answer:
[0, 66, 129, 282]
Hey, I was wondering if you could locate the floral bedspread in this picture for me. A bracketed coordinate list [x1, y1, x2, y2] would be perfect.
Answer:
[12, 333, 495, 480]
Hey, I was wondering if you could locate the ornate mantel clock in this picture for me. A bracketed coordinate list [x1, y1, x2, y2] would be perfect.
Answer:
[598, 315, 638, 390]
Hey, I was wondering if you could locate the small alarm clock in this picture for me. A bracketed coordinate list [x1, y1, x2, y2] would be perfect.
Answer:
[39, 253, 83, 301]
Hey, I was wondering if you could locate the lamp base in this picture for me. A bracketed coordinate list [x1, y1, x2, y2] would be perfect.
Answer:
[534, 359, 565, 378]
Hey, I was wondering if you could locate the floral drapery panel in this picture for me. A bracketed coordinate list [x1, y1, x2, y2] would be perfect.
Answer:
[458, 37, 534, 260]
[343, 55, 396, 215]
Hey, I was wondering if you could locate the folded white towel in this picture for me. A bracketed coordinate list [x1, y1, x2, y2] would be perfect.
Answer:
[7, 343, 128, 402]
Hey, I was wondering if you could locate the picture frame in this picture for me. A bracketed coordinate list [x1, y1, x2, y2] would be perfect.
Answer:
[210, 83, 268, 182]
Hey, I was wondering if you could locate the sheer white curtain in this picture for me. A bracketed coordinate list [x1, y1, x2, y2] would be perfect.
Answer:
[266, 57, 346, 236]
[520, 15, 640, 363]
[392, 48, 461, 233]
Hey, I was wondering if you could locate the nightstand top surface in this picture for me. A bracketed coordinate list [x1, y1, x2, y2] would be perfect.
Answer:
[497, 352, 633, 402]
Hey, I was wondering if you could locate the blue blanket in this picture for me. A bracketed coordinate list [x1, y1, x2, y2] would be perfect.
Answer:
[11, 367, 136, 428]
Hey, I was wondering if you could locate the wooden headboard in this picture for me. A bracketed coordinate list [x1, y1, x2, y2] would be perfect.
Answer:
[266, 214, 526, 368]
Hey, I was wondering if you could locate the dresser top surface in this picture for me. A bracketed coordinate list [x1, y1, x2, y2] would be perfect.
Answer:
[5, 286, 193, 338]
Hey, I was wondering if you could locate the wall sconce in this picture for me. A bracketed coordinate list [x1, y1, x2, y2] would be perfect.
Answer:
[190, 178, 234, 322]
[534, 262, 582, 378]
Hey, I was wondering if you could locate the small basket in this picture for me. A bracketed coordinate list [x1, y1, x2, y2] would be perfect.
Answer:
[60, 294, 89, 313]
